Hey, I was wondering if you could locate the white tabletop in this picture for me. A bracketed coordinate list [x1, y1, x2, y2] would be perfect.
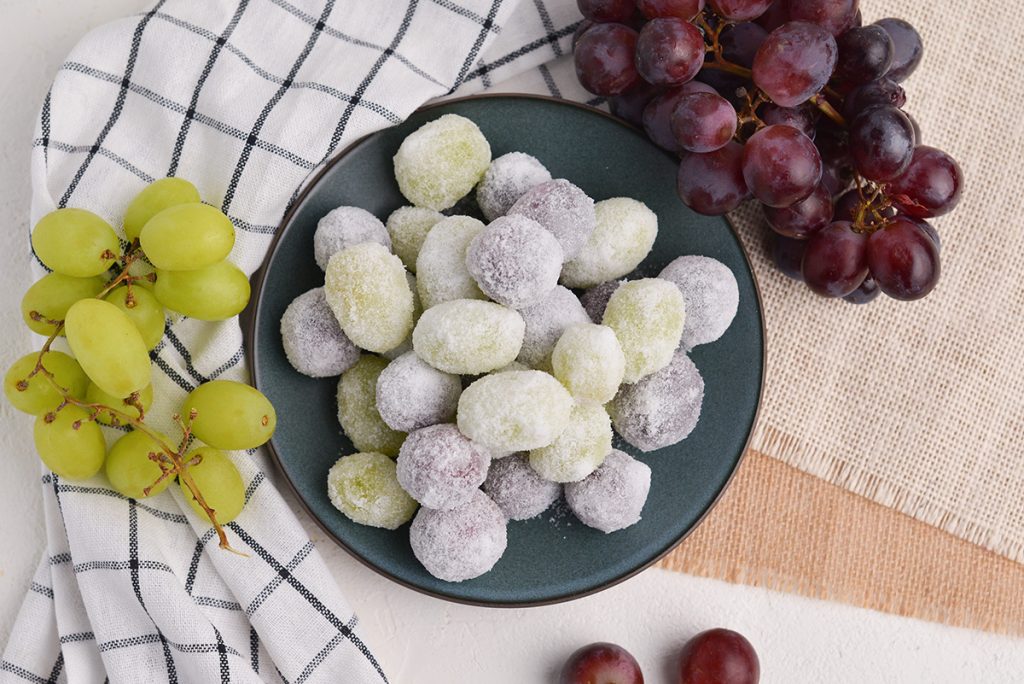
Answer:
[2, 2, 1023, 682]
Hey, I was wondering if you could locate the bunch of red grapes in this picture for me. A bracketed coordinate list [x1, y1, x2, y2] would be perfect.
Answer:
[573, 0, 963, 304]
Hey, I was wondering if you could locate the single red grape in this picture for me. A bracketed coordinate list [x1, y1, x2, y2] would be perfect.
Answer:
[643, 81, 716, 151]
[770, 232, 807, 281]
[755, 1, 789, 31]
[801, 221, 868, 297]
[764, 183, 832, 238]
[721, 21, 770, 66]
[752, 22, 837, 107]
[635, 18, 705, 86]
[671, 92, 738, 152]
[610, 80, 661, 127]
[842, 77, 905, 120]
[759, 103, 816, 139]
[561, 642, 644, 684]
[783, 0, 859, 36]
[905, 111, 922, 144]
[819, 160, 850, 195]
[849, 106, 916, 181]
[575, 23, 641, 96]
[678, 628, 760, 684]
[677, 141, 749, 215]
[742, 124, 822, 207]
[885, 146, 963, 218]
[842, 274, 880, 304]
[910, 216, 941, 252]
[709, 0, 774, 21]
[833, 25, 894, 87]
[577, 0, 636, 23]
[573, 19, 597, 49]
[637, 0, 705, 20]
[867, 217, 940, 300]
[874, 18, 923, 82]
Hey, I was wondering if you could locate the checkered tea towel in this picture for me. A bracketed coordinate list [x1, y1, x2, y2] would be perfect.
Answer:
[0, 1, 586, 682]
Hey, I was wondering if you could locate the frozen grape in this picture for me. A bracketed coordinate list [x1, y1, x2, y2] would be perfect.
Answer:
[337, 355, 406, 457]
[413, 300, 525, 375]
[658, 256, 739, 349]
[139, 203, 235, 271]
[574, 23, 640, 97]
[280, 287, 359, 378]
[31, 208, 119, 277]
[4, 351, 88, 415]
[561, 198, 658, 289]
[466, 214, 563, 309]
[21, 273, 106, 336]
[154, 260, 250, 321]
[105, 429, 173, 499]
[635, 18, 705, 87]
[124, 177, 201, 241]
[415, 215, 486, 309]
[742, 124, 822, 208]
[458, 370, 573, 452]
[393, 114, 491, 211]
[178, 447, 245, 524]
[610, 351, 704, 452]
[529, 402, 612, 483]
[508, 179, 596, 262]
[581, 279, 624, 323]
[376, 352, 461, 432]
[327, 452, 417, 529]
[752, 22, 837, 107]
[516, 286, 590, 370]
[65, 298, 150, 398]
[409, 489, 507, 582]
[313, 206, 390, 271]
[476, 152, 552, 222]
[602, 278, 686, 383]
[106, 285, 165, 350]
[386, 206, 444, 272]
[396, 424, 489, 510]
[86, 381, 153, 426]
[182, 380, 276, 451]
[801, 221, 869, 297]
[325, 242, 414, 354]
[484, 453, 561, 521]
[551, 323, 626, 404]
[33, 406, 106, 480]
[565, 450, 651, 533]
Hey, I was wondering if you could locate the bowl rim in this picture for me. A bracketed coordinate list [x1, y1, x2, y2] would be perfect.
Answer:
[244, 92, 767, 608]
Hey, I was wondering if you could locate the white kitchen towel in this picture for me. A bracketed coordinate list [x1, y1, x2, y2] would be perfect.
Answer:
[0, 1, 585, 682]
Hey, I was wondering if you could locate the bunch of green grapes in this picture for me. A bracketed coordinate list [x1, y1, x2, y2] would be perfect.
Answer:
[4, 178, 275, 547]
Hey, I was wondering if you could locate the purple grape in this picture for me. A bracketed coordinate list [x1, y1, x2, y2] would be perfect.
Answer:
[642, 81, 716, 151]
[677, 141, 749, 215]
[609, 81, 661, 127]
[833, 188, 862, 221]
[577, 0, 636, 22]
[875, 18, 923, 82]
[801, 221, 868, 297]
[886, 146, 963, 218]
[720, 21, 770, 65]
[752, 22, 838, 107]
[833, 25, 894, 87]
[842, 77, 906, 120]
[867, 216, 940, 300]
[759, 103, 816, 138]
[905, 111, 922, 144]
[849, 106, 916, 181]
[842, 274, 880, 304]
[911, 217, 940, 252]
[670, 92, 738, 152]
[741, 124, 822, 207]
[573, 19, 596, 49]
[635, 18, 705, 86]
[756, 1, 789, 31]
[709, 0, 774, 21]
[770, 232, 807, 281]
[763, 183, 832, 238]
[784, 0, 859, 36]
[637, 0, 705, 20]
[574, 23, 640, 96]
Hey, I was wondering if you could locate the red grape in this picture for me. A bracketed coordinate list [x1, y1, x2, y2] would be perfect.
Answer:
[575, 23, 641, 96]
[755, 1, 789, 31]
[709, 0, 774, 21]
[742, 124, 822, 207]
[801, 221, 868, 297]
[867, 217, 940, 300]
[875, 18, 923, 82]
[561, 642, 644, 684]
[677, 141, 749, 214]
[819, 160, 850, 195]
[637, 0, 705, 20]
[678, 628, 760, 684]
[842, 77, 905, 120]
[759, 103, 816, 139]
[635, 18, 705, 86]
[610, 81, 661, 127]
[721, 21, 770, 66]
[577, 0, 635, 23]
[783, 0, 859, 36]
[842, 274, 880, 304]
[752, 22, 837, 107]
[573, 19, 597, 49]
[671, 92, 738, 152]
[833, 25, 894, 87]
[764, 183, 832, 238]
[911, 216, 941, 252]
[770, 232, 807, 281]
[643, 81, 716, 151]
[905, 111, 922, 144]
[848, 106, 915, 181]
[886, 146, 963, 218]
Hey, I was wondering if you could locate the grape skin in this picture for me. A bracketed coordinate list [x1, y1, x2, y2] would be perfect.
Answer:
[642, 81, 716, 152]
[763, 183, 832, 238]
[20, 273, 106, 336]
[710, 0, 774, 21]
[741, 125, 822, 208]
[124, 177, 200, 241]
[867, 217, 940, 300]
[752, 22, 837, 108]
[849, 106, 916, 181]
[637, 0, 705, 20]
[106, 429, 173, 498]
[574, 23, 640, 96]
[886, 146, 963, 218]
[577, 0, 635, 22]
[65, 298, 151, 399]
[609, 81, 659, 127]
[31, 209, 120, 278]
[86, 381, 153, 426]
[842, 77, 906, 120]
[4, 351, 88, 416]
[875, 18, 923, 82]
[635, 18, 705, 87]
[801, 221, 869, 297]
[833, 25, 894, 87]
[178, 447, 245, 524]
[677, 141, 749, 215]
[154, 260, 251, 321]
[769, 232, 807, 281]
[842, 274, 880, 304]
[182, 380, 277, 451]
[784, 0, 859, 36]
[670, 92, 738, 153]
[106, 285, 166, 350]
[139, 203, 235, 271]
[34, 406, 106, 481]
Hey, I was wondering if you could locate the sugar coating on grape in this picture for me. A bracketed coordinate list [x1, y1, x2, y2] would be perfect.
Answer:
[337, 355, 406, 457]
[327, 452, 418, 529]
[466, 214, 563, 309]
[396, 424, 490, 510]
[658, 255, 739, 350]
[458, 370, 574, 452]
[484, 453, 561, 521]
[508, 179, 596, 262]
[413, 299, 525, 375]
[516, 286, 591, 370]
[602, 278, 686, 383]
[551, 323, 626, 404]
[529, 402, 612, 483]
[386, 206, 444, 272]
[416, 215, 487, 309]
[561, 198, 658, 288]
[280, 288, 359, 378]
[475, 152, 553, 222]
[609, 351, 704, 452]
[376, 352, 461, 432]
[393, 114, 492, 211]
[410, 489, 507, 582]
[565, 450, 651, 533]
[325, 243, 414, 354]
[314, 206, 391, 271]
[581, 279, 624, 323]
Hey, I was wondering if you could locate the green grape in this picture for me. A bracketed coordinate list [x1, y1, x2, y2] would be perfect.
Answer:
[105, 285, 165, 349]
[105, 429, 173, 498]
[139, 203, 235, 271]
[33, 406, 106, 480]
[86, 381, 153, 426]
[64, 298, 151, 398]
[21, 273, 107, 336]
[178, 447, 245, 523]
[153, 260, 250, 320]
[4, 351, 88, 415]
[31, 208, 120, 277]
[181, 380, 276, 450]
[123, 177, 201, 241]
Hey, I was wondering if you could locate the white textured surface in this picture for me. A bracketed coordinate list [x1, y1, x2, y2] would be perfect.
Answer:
[2, 1, 1024, 682]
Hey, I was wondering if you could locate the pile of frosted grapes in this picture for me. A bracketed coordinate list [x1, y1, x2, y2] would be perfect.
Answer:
[285, 113, 741, 582]
[574, 0, 963, 304]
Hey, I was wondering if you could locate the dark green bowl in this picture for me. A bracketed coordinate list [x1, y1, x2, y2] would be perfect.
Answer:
[247, 94, 765, 607]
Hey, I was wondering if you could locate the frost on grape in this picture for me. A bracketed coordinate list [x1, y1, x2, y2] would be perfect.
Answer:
[602, 278, 686, 383]
[565, 449, 651, 533]
[508, 179, 596, 262]
[551, 323, 626, 405]
[415, 215, 486, 309]
[610, 351, 704, 452]
[457, 370, 573, 452]
[280, 287, 360, 378]
[476, 152, 552, 222]
[412, 299, 525, 375]
[313, 206, 391, 271]
[396, 424, 489, 510]
[465, 214, 563, 310]
[529, 402, 613, 483]
[561, 197, 658, 288]
[386, 206, 444, 272]
[375, 351, 461, 432]
[327, 452, 418, 529]
[658, 255, 739, 350]
[484, 453, 561, 521]
[516, 286, 590, 371]
[336, 355, 406, 457]
[409, 489, 507, 582]
[393, 114, 492, 211]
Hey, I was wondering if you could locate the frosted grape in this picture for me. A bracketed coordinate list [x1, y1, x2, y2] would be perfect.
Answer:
[508, 179, 596, 262]
[393, 114, 491, 211]
[415, 215, 486, 309]
[386, 206, 444, 272]
[313, 206, 391, 271]
[182, 380, 276, 451]
[658, 255, 739, 349]
[529, 402, 612, 483]
[106, 285, 165, 350]
[105, 429, 173, 498]
[475, 152, 552, 222]
[178, 447, 245, 524]
[325, 242, 414, 354]
[602, 278, 686, 383]
[551, 323, 626, 404]
[86, 381, 153, 426]
[516, 286, 590, 370]
[31, 208, 119, 277]
[139, 203, 235, 271]
[409, 489, 507, 582]
[154, 260, 251, 321]
[457, 370, 573, 452]
[34, 406, 106, 480]
[337, 355, 406, 457]
[565, 449, 651, 533]
[124, 177, 201, 241]
[561, 198, 658, 288]
[483, 453, 561, 521]
[580, 279, 624, 323]
[65, 298, 151, 398]
[610, 351, 704, 452]
[465, 214, 563, 309]
[396, 424, 489, 510]
[20, 273, 106, 336]
[413, 300, 525, 375]
[376, 352, 461, 432]
[4, 351, 88, 415]
[327, 452, 418, 529]
[280, 287, 359, 378]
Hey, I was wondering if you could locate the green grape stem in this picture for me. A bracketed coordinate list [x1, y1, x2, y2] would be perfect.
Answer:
[850, 175, 895, 234]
